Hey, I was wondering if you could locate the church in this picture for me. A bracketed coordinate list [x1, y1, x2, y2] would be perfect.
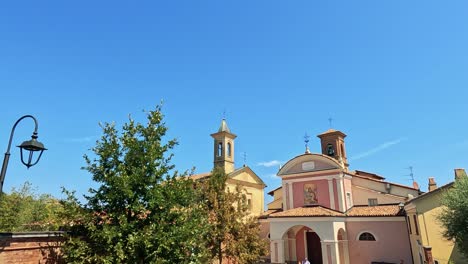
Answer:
[261, 129, 420, 264]
[194, 119, 421, 264]
[190, 119, 266, 217]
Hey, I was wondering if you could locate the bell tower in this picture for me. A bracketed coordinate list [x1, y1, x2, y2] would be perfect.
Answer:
[317, 129, 349, 169]
[211, 119, 237, 174]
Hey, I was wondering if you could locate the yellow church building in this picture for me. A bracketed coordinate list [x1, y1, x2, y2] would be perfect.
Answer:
[190, 119, 266, 217]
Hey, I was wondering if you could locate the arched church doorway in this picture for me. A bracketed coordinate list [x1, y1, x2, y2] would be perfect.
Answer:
[306, 231, 322, 264]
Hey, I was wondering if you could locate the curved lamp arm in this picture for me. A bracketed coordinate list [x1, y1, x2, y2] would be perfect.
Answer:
[0, 115, 43, 193]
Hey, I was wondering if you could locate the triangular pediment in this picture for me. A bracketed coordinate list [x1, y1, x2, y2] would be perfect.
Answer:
[228, 166, 266, 187]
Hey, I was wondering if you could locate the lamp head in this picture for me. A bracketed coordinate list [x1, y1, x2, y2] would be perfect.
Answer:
[17, 132, 46, 168]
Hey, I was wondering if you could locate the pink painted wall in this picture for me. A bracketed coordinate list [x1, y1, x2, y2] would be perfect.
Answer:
[346, 220, 412, 264]
[295, 226, 309, 261]
[293, 180, 330, 208]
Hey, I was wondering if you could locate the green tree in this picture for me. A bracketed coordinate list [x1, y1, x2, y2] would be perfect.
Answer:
[0, 182, 64, 232]
[439, 175, 468, 258]
[199, 167, 268, 264]
[62, 106, 209, 264]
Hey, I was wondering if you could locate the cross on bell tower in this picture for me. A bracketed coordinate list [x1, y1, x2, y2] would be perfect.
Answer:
[211, 119, 237, 174]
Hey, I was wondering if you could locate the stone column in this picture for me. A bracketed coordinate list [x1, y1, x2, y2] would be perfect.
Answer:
[270, 239, 285, 264]
[340, 240, 350, 264]
[329, 241, 340, 264]
[321, 241, 342, 264]
[321, 242, 329, 264]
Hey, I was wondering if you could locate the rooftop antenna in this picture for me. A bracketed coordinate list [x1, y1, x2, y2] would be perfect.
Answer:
[222, 109, 226, 119]
[405, 166, 419, 190]
[243, 152, 247, 167]
[328, 117, 333, 128]
[304, 132, 311, 153]
[407, 166, 415, 182]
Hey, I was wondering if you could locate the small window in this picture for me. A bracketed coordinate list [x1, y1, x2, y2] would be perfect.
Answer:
[434, 260, 439, 264]
[346, 192, 353, 208]
[413, 215, 420, 235]
[359, 232, 376, 241]
[217, 142, 223, 157]
[368, 198, 378, 206]
[227, 142, 232, 157]
[247, 199, 252, 210]
[407, 216, 412, 234]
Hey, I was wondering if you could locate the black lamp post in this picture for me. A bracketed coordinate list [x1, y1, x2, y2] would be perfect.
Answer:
[0, 115, 47, 193]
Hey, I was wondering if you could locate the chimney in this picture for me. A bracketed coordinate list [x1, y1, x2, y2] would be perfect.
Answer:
[428, 177, 437, 192]
[412, 181, 420, 190]
[454, 168, 467, 180]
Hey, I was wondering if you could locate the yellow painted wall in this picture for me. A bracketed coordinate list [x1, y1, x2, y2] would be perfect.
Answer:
[352, 185, 406, 206]
[228, 171, 264, 217]
[407, 192, 467, 264]
[267, 188, 283, 210]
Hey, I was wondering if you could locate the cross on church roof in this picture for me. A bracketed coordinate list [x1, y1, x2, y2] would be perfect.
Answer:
[304, 132, 310, 154]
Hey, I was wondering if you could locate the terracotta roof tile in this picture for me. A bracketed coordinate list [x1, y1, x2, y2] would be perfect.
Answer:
[259, 209, 282, 219]
[269, 206, 344, 218]
[346, 204, 403, 217]
[264, 204, 405, 219]
[189, 172, 212, 180]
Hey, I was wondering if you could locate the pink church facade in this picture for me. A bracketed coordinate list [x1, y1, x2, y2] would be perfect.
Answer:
[261, 129, 419, 264]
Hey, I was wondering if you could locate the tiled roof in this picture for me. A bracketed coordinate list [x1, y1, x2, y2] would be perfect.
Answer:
[345, 204, 404, 217]
[317, 129, 346, 137]
[259, 209, 282, 219]
[269, 206, 344, 218]
[352, 170, 386, 180]
[348, 172, 419, 191]
[189, 172, 211, 180]
[218, 118, 231, 133]
[406, 182, 454, 203]
[265, 204, 404, 219]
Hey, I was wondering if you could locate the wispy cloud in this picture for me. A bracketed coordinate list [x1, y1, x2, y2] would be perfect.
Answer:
[266, 173, 280, 179]
[350, 138, 407, 161]
[64, 136, 96, 143]
[257, 160, 283, 168]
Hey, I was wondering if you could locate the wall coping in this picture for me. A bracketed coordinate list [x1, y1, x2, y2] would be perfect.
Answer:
[0, 231, 65, 239]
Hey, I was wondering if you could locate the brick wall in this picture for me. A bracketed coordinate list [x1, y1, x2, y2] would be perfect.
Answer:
[0, 231, 64, 264]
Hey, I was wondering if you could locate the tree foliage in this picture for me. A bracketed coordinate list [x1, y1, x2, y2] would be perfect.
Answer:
[199, 167, 268, 264]
[439, 175, 468, 258]
[62, 106, 209, 264]
[0, 182, 65, 232]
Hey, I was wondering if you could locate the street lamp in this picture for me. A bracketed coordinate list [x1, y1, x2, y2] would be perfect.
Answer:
[0, 115, 47, 193]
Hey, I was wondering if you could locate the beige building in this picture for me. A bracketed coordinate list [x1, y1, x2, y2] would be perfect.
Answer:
[405, 169, 467, 264]
[190, 119, 266, 216]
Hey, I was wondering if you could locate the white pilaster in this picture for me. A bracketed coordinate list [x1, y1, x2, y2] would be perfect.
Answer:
[328, 179, 336, 210]
[288, 182, 294, 209]
[337, 177, 345, 211]
[282, 182, 288, 210]
[321, 242, 329, 264]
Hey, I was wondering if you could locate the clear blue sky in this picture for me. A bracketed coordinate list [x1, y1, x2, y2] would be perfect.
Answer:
[1, 1, 468, 204]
